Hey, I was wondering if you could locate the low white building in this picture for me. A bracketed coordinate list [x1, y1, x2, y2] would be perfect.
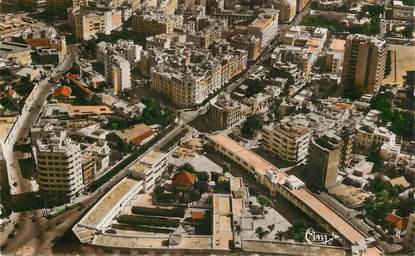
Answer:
[356, 110, 396, 148]
[380, 141, 401, 166]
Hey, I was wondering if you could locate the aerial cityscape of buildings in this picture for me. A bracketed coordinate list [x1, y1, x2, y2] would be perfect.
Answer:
[0, 0, 414, 254]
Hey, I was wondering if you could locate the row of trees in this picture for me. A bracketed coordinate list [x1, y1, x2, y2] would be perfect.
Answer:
[364, 175, 414, 226]
[301, 5, 384, 36]
[370, 92, 414, 140]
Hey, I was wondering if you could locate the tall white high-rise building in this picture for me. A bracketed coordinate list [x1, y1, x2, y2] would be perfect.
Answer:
[109, 55, 131, 94]
[35, 130, 84, 204]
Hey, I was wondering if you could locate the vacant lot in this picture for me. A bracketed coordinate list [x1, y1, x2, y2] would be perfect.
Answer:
[383, 44, 415, 86]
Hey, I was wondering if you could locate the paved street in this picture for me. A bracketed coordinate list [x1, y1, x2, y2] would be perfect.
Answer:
[0, 48, 75, 254]
[0, 6, 313, 252]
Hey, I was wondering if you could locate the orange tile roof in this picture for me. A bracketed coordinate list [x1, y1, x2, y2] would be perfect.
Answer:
[191, 211, 205, 220]
[7, 89, 15, 97]
[53, 86, 72, 97]
[335, 102, 353, 110]
[306, 38, 321, 47]
[25, 38, 51, 48]
[361, 247, 383, 256]
[172, 171, 196, 187]
[330, 39, 346, 52]
[66, 74, 94, 97]
[384, 214, 407, 230]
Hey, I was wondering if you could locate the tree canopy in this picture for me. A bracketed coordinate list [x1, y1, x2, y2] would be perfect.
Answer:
[241, 114, 263, 138]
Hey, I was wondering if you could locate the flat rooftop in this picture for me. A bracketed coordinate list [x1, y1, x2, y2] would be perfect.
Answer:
[212, 194, 233, 250]
[93, 234, 212, 250]
[139, 150, 164, 166]
[210, 133, 276, 177]
[115, 124, 154, 145]
[209, 133, 366, 245]
[78, 177, 142, 229]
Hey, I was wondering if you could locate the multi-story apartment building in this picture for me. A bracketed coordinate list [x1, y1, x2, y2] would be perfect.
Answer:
[325, 39, 345, 75]
[108, 55, 131, 95]
[229, 34, 261, 61]
[96, 40, 142, 67]
[131, 9, 183, 35]
[262, 116, 310, 163]
[404, 212, 415, 250]
[35, 130, 84, 203]
[211, 9, 255, 25]
[355, 110, 396, 149]
[246, 9, 279, 49]
[277, 0, 297, 23]
[341, 34, 387, 93]
[68, 7, 123, 40]
[392, 1, 415, 21]
[308, 133, 342, 190]
[129, 150, 167, 192]
[186, 18, 227, 49]
[150, 47, 247, 107]
[82, 153, 96, 186]
[272, 26, 327, 74]
[208, 94, 245, 130]
[337, 120, 355, 170]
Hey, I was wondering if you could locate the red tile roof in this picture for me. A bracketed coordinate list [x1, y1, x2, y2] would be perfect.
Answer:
[7, 89, 15, 97]
[384, 214, 407, 230]
[172, 171, 196, 187]
[191, 211, 205, 220]
[53, 86, 72, 97]
[25, 38, 51, 48]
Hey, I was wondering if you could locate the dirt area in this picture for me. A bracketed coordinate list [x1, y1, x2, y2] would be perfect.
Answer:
[383, 44, 415, 86]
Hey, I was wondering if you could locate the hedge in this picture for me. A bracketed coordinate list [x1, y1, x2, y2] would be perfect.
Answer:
[131, 206, 185, 218]
[112, 223, 173, 234]
[118, 215, 180, 228]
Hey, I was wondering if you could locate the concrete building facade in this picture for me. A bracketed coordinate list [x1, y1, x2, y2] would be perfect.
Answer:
[208, 94, 245, 130]
[35, 130, 84, 203]
[262, 117, 310, 163]
[308, 133, 341, 190]
[341, 34, 387, 93]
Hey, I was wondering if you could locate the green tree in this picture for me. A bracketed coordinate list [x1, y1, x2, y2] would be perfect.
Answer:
[0, 69, 14, 83]
[196, 171, 209, 182]
[367, 147, 384, 169]
[396, 192, 415, 217]
[15, 77, 33, 96]
[141, 99, 174, 126]
[241, 114, 263, 138]
[257, 195, 273, 208]
[402, 24, 414, 38]
[246, 80, 266, 97]
[188, 189, 201, 202]
[177, 163, 195, 173]
[391, 111, 414, 140]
